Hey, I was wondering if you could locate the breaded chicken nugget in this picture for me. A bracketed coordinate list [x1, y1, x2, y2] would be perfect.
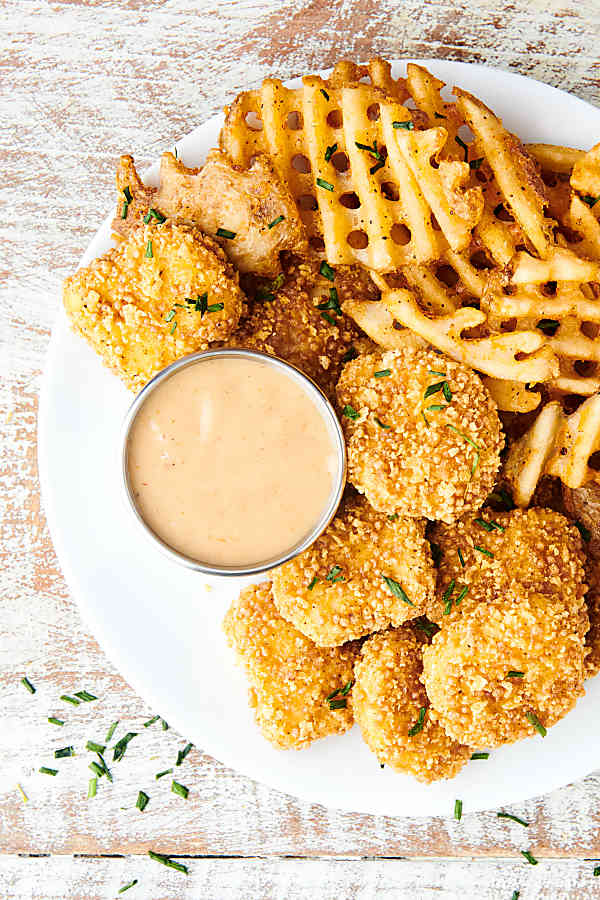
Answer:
[272, 492, 436, 646]
[336, 347, 503, 523]
[429, 507, 587, 622]
[63, 221, 243, 391]
[353, 627, 470, 782]
[223, 582, 358, 749]
[584, 562, 600, 678]
[422, 582, 588, 749]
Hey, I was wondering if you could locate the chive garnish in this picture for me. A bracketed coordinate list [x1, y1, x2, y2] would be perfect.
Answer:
[86, 741, 106, 754]
[374, 417, 390, 429]
[429, 369, 446, 376]
[60, 694, 80, 706]
[455, 135, 469, 161]
[594, 866, 600, 876]
[123, 186, 133, 203]
[39, 766, 58, 776]
[424, 380, 446, 399]
[136, 790, 150, 811]
[74, 690, 97, 702]
[320, 88, 329, 101]
[54, 746, 75, 759]
[526, 711, 547, 737]
[457, 548, 465, 567]
[388, 513, 399, 522]
[392, 120, 414, 130]
[172, 780, 189, 799]
[469, 157, 484, 169]
[324, 143, 337, 162]
[575, 520, 591, 542]
[307, 576, 319, 591]
[121, 201, 129, 219]
[426, 404, 447, 412]
[341, 346, 358, 363]
[446, 424, 481, 450]
[537, 318, 559, 335]
[176, 743, 194, 767]
[319, 260, 335, 281]
[105, 721, 118, 742]
[21, 676, 36, 694]
[48, 717, 64, 726]
[340, 679, 353, 696]
[474, 545, 494, 558]
[316, 177, 334, 192]
[145, 240, 153, 258]
[325, 565, 344, 583]
[328, 698, 348, 710]
[148, 851, 188, 875]
[414, 618, 439, 639]
[170, 322, 177, 335]
[144, 715, 160, 728]
[161, 719, 169, 730]
[156, 768, 173, 780]
[507, 671, 524, 678]
[443, 579, 456, 615]
[442, 381, 452, 402]
[408, 707, 426, 736]
[96, 753, 113, 782]
[88, 777, 97, 799]
[520, 850, 538, 866]
[581, 195, 600, 208]
[267, 214, 285, 229]
[454, 799, 463, 821]
[374, 369, 392, 378]
[421, 411, 429, 427]
[89, 761, 104, 778]
[471, 452, 480, 477]
[118, 881, 138, 894]
[144, 208, 166, 224]
[382, 575, 413, 605]
[475, 517, 504, 533]
[321, 311, 337, 326]
[455, 585, 468, 606]
[113, 732, 137, 762]
[511, 893, 520, 900]
[370, 159, 385, 175]
[497, 811, 529, 827]
[216, 227, 236, 239]
[317, 288, 341, 315]
[355, 140, 383, 160]
[343, 404, 359, 419]
[471, 752, 489, 760]
[487, 488, 515, 510]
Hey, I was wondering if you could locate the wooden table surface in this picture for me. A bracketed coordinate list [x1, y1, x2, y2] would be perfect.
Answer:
[2, 1, 600, 897]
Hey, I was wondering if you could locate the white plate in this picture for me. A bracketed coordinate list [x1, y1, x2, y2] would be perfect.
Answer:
[38, 60, 600, 817]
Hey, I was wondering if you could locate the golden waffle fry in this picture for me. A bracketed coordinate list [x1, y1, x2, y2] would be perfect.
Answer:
[571, 142, 600, 197]
[526, 143, 585, 175]
[340, 298, 427, 351]
[481, 376, 541, 413]
[503, 402, 563, 505]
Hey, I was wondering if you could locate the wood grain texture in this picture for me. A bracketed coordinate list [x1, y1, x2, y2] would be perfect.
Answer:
[1, 0, 600, 896]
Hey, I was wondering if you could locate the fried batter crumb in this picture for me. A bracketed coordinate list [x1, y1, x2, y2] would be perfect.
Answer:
[223, 582, 359, 750]
[585, 562, 600, 678]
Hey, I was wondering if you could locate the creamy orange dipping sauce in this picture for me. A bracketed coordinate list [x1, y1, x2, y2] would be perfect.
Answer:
[126, 355, 341, 567]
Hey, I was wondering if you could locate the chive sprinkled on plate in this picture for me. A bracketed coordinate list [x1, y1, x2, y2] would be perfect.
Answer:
[455, 135, 469, 161]
[455, 585, 468, 606]
[471, 752, 489, 760]
[575, 520, 591, 542]
[316, 177, 334, 192]
[86, 740, 106, 754]
[388, 513, 399, 522]
[511, 892, 520, 900]
[176, 743, 194, 767]
[54, 746, 75, 759]
[374, 369, 392, 378]
[60, 694, 80, 706]
[267, 214, 285, 229]
[392, 120, 414, 130]
[161, 719, 169, 730]
[143, 715, 160, 728]
[328, 698, 348, 710]
[75, 690, 97, 702]
[507, 671, 524, 678]
[216, 227, 236, 239]
[442, 381, 452, 402]
[136, 790, 150, 811]
[375, 417, 391, 429]
[145, 239, 153, 258]
[143, 207, 166, 224]
[497, 811, 529, 826]
[469, 157, 484, 169]
[442, 579, 456, 615]
[382, 575, 413, 605]
[118, 881, 138, 894]
[475, 517, 504, 533]
[21, 676, 36, 694]
[123, 186, 132, 203]
[316, 286, 341, 315]
[446, 424, 481, 450]
[319, 260, 335, 281]
[326, 565, 344, 583]
[474, 545, 494, 558]
[156, 768, 173, 780]
[581, 195, 600, 208]
[105, 721, 118, 742]
[341, 346, 358, 363]
[429, 369, 446, 376]
[414, 618, 439, 639]
[454, 799, 463, 821]
[520, 850, 538, 866]
[320, 88, 329, 101]
[96, 753, 113, 782]
[88, 777, 97, 799]
[320, 311, 337, 326]
[148, 850, 188, 875]
[307, 576, 319, 591]
[343, 404, 359, 419]
[421, 411, 429, 428]
[324, 143, 337, 162]
[170, 322, 177, 335]
[121, 201, 129, 219]
[113, 731, 137, 762]
[48, 717, 64, 726]
[457, 548, 465, 567]
[370, 160, 385, 175]
[426, 403, 447, 412]
[89, 761, 104, 778]
[39, 766, 58, 776]
[408, 707, 426, 736]
[594, 866, 600, 876]
[355, 140, 383, 161]
[424, 380, 446, 399]
[526, 711, 547, 737]
[172, 780, 189, 799]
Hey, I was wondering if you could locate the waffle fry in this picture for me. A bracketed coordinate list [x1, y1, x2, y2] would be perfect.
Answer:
[571, 142, 600, 197]
[526, 143, 585, 176]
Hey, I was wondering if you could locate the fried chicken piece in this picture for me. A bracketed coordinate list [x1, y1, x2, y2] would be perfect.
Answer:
[272, 492, 435, 647]
[353, 627, 470, 782]
[114, 150, 307, 278]
[223, 582, 358, 750]
[336, 347, 503, 523]
[422, 581, 588, 749]
[63, 221, 243, 391]
[429, 507, 587, 623]
[585, 561, 600, 678]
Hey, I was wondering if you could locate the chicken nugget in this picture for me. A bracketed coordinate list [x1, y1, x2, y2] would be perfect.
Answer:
[422, 582, 588, 749]
[272, 492, 435, 647]
[223, 582, 358, 750]
[336, 347, 503, 523]
[63, 221, 243, 391]
[353, 627, 470, 782]
[585, 562, 600, 678]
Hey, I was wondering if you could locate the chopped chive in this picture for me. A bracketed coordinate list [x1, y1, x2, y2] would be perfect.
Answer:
[537, 318, 559, 335]
[426, 404, 447, 412]
[340, 679, 354, 696]
[96, 753, 113, 783]
[429, 369, 446, 376]
[316, 177, 334, 192]
[511, 893, 520, 900]
[408, 706, 426, 736]
[74, 690, 97, 702]
[497, 811, 529, 827]
[414, 618, 439, 639]
[594, 866, 600, 876]
[370, 159, 385, 175]
[165, 309, 176, 323]
[267, 214, 285, 229]
[317, 288, 341, 314]
[575, 520, 591, 542]
[487, 487, 515, 510]
[176, 743, 194, 767]
[421, 410, 429, 427]
[216, 227, 236, 239]
[507, 671, 524, 678]
[374, 369, 392, 378]
[326, 686, 341, 701]
[457, 548, 465, 567]
[343, 404, 359, 419]
[145, 207, 166, 224]
[136, 790, 150, 812]
[17, 783, 28, 803]
[144, 715, 160, 728]
[170, 322, 177, 335]
[321, 311, 337, 325]
[123, 186, 133, 203]
[341, 346, 358, 363]
[471, 452, 480, 477]
[475, 517, 496, 532]
[307, 576, 319, 591]
[374, 417, 391, 429]
[161, 719, 169, 731]
[86, 741, 106, 754]
[474, 545, 494, 558]
[455, 135, 469, 161]
[39, 766, 58, 776]
[520, 850, 538, 866]
[89, 761, 104, 778]
[442, 381, 452, 402]
[324, 143, 337, 162]
[118, 881, 138, 894]
[156, 768, 173, 780]
[469, 157, 484, 169]
[355, 140, 382, 160]
[382, 575, 413, 605]
[105, 721, 118, 742]
[526, 711, 547, 737]
[328, 698, 348, 710]
[393, 120, 414, 130]
[388, 513, 399, 522]
[319, 260, 335, 281]
[455, 585, 469, 606]
[325, 565, 344, 583]
[454, 799, 463, 821]
[148, 850, 188, 875]
[471, 752, 489, 760]
[320, 88, 330, 101]
[145, 240, 153, 258]
[60, 694, 80, 706]
[442, 580, 456, 616]
[172, 780, 189, 799]
[54, 746, 75, 759]
[113, 732, 137, 762]
[581, 195, 600, 208]
[87, 777, 97, 799]
[434, 112, 446, 119]
[21, 676, 36, 694]
[121, 201, 129, 219]
[446, 424, 481, 450]
[424, 380, 446, 399]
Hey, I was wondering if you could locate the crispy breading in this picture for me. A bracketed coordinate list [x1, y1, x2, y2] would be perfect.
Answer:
[223, 582, 358, 750]
[422, 581, 588, 749]
[114, 151, 307, 278]
[353, 627, 470, 782]
[428, 507, 587, 623]
[271, 492, 436, 647]
[63, 221, 243, 391]
[585, 561, 600, 678]
[336, 347, 503, 523]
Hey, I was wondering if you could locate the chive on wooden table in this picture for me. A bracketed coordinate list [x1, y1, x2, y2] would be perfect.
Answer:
[2, 1, 600, 897]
